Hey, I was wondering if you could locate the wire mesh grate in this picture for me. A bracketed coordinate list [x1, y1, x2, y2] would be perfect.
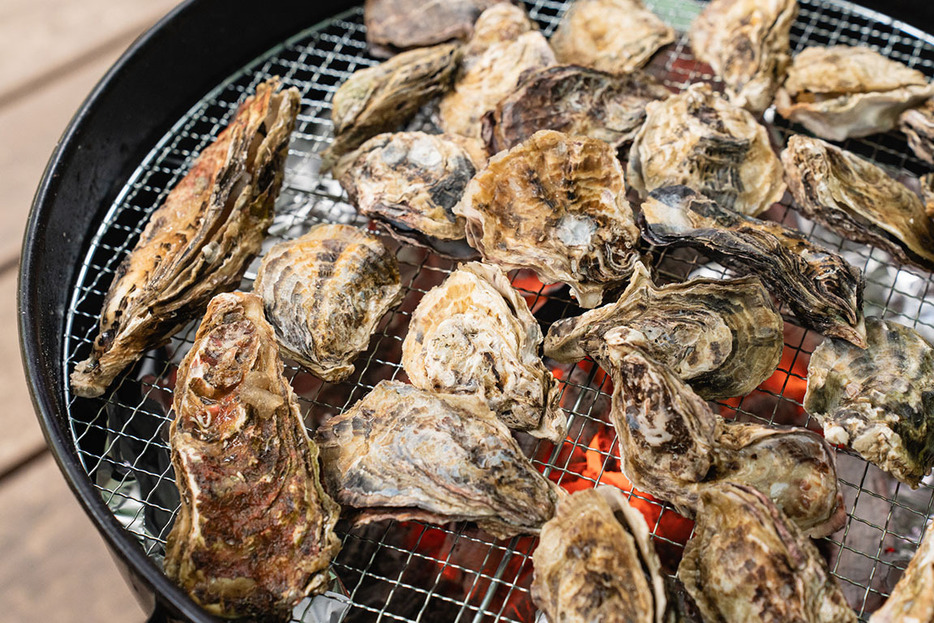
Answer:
[60, 0, 934, 621]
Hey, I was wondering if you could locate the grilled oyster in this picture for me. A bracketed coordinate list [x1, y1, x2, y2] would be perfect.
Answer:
[531, 487, 667, 623]
[550, 0, 675, 74]
[641, 185, 867, 348]
[869, 518, 934, 623]
[900, 98, 934, 166]
[545, 261, 783, 400]
[454, 130, 641, 308]
[775, 45, 934, 141]
[364, 0, 499, 57]
[253, 224, 402, 383]
[402, 262, 564, 441]
[922, 173, 934, 218]
[315, 380, 559, 539]
[678, 483, 856, 623]
[165, 292, 341, 621]
[689, 0, 798, 114]
[783, 134, 934, 272]
[628, 84, 786, 217]
[326, 43, 461, 163]
[804, 316, 934, 487]
[71, 80, 299, 398]
[482, 65, 671, 154]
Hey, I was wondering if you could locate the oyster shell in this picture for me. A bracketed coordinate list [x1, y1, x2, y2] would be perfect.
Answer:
[804, 316, 934, 487]
[364, 0, 499, 57]
[531, 486, 667, 623]
[775, 45, 934, 141]
[402, 262, 565, 441]
[454, 130, 641, 308]
[545, 260, 783, 400]
[689, 0, 798, 114]
[678, 483, 856, 623]
[782, 134, 934, 272]
[641, 185, 867, 348]
[326, 43, 461, 163]
[869, 518, 934, 623]
[482, 65, 671, 154]
[550, 0, 675, 74]
[900, 98, 934, 166]
[314, 380, 559, 539]
[165, 292, 341, 621]
[253, 223, 403, 383]
[628, 83, 786, 217]
[71, 80, 299, 398]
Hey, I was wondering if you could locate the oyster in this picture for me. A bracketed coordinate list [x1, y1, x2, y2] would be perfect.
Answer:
[775, 45, 934, 141]
[900, 98, 934, 166]
[550, 0, 675, 74]
[439, 4, 556, 141]
[628, 83, 786, 217]
[482, 65, 671, 154]
[71, 80, 299, 398]
[544, 260, 783, 400]
[165, 292, 341, 621]
[678, 484, 856, 623]
[315, 380, 559, 539]
[336, 132, 478, 258]
[326, 42, 461, 163]
[869, 518, 934, 623]
[454, 130, 641, 308]
[804, 316, 934, 487]
[253, 224, 402, 383]
[531, 487, 667, 623]
[364, 0, 499, 57]
[783, 134, 934, 272]
[402, 262, 565, 441]
[689, 0, 798, 114]
[641, 185, 867, 348]
[922, 172, 934, 218]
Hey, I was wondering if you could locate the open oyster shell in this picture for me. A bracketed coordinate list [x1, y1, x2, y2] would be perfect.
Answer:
[71, 80, 299, 398]
[775, 45, 934, 141]
[253, 223, 403, 383]
[804, 316, 934, 487]
[628, 83, 786, 217]
[454, 130, 641, 308]
[783, 134, 934, 272]
[869, 518, 934, 623]
[531, 486, 667, 623]
[545, 261, 783, 400]
[363, 0, 499, 57]
[678, 483, 856, 623]
[482, 65, 671, 154]
[315, 380, 560, 539]
[689, 0, 798, 114]
[402, 262, 565, 442]
[165, 292, 341, 621]
[641, 185, 867, 348]
[900, 98, 934, 166]
[550, 0, 674, 74]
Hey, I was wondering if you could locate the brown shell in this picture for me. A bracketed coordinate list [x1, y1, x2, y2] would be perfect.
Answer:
[454, 130, 641, 308]
[550, 0, 674, 74]
[363, 0, 499, 57]
[70, 80, 299, 398]
[869, 518, 934, 623]
[900, 97, 934, 166]
[628, 83, 786, 217]
[165, 292, 341, 621]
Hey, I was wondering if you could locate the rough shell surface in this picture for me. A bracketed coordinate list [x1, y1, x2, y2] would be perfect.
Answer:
[253, 223, 403, 382]
[454, 130, 641, 308]
[900, 97, 934, 167]
[628, 83, 786, 217]
[869, 518, 934, 622]
[482, 64, 671, 154]
[314, 380, 559, 539]
[531, 487, 667, 623]
[70, 80, 299, 398]
[363, 0, 499, 57]
[545, 260, 783, 399]
[402, 262, 565, 441]
[689, 0, 798, 114]
[782, 134, 934, 272]
[640, 185, 867, 348]
[774, 45, 934, 141]
[165, 292, 341, 622]
[804, 316, 934, 487]
[550, 0, 675, 74]
[678, 484, 856, 623]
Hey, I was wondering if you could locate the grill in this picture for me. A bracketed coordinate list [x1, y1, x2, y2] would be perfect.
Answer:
[49, 0, 934, 621]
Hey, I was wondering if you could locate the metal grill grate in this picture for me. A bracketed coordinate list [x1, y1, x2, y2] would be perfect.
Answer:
[62, 1, 934, 621]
